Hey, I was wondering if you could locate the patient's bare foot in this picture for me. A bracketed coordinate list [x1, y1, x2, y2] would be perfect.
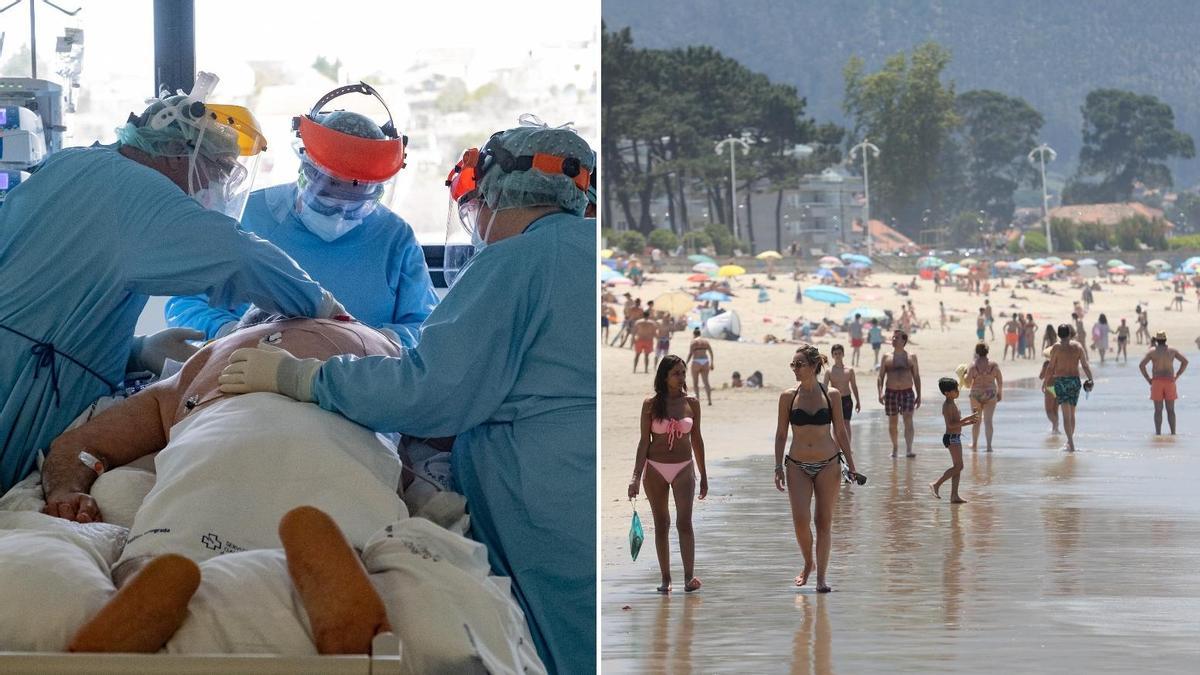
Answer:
[68, 553, 200, 653]
[280, 506, 391, 654]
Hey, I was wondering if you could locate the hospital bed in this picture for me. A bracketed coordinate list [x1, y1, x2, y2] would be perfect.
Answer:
[0, 394, 540, 674]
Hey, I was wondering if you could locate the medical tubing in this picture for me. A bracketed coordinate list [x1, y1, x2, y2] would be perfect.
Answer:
[0, 323, 120, 406]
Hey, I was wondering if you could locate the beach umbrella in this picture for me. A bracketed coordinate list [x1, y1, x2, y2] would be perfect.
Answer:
[844, 307, 887, 321]
[601, 259, 618, 269]
[1061, 259, 1075, 266]
[1078, 265, 1099, 278]
[952, 267, 971, 277]
[816, 268, 835, 278]
[1119, 263, 1136, 272]
[1035, 267, 1056, 279]
[698, 291, 731, 302]
[917, 256, 944, 269]
[600, 249, 613, 259]
[1077, 258, 1098, 266]
[841, 253, 873, 266]
[1108, 267, 1127, 275]
[1157, 271, 1174, 281]
[1016, 257, 1036, 266]
[803, 285, 852, 305]
[1146, 259, 1170, 269]
[1032, 258, 1048, 266]
[939, 262, 958, 272]
[688, 254, 716, 264]
[1105, 258, 1124, 268]
[654, 291, 696, 316]
[1007, 262, 1025, 271]
[687, 273, 712, 282]
[1024, 266, 1041, 274]
[994, 260, 1010, 268]
[693, 262, 718, 273]
[1046, 256, 1062, 264]
[849, 262, 871, 271]
[718, 264, 747, 277]
[606, 276, 633, 286]
[756, 250, 783, 260]
[1053, 264, 1067, 271]
[818, 256, 841, 266]
[600, 267, 622, 282]
[960, 257, 978, 266]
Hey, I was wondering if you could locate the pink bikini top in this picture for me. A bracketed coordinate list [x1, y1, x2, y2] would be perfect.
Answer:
[651, 417, 694, 451]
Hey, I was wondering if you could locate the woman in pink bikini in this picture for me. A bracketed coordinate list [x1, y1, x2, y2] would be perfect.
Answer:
[774, 344, 862, 593]
[628, 354, 708, 593]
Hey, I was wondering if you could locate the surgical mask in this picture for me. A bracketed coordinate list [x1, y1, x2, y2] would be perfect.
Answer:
[458, 199, 497, 254]
[299, 206, 363, 242]
[191, 186, 228, 215]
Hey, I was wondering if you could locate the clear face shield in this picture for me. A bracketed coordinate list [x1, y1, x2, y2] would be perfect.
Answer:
[142, 86, 266, 221]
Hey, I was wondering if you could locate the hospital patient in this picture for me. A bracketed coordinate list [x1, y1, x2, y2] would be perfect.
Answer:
[40, 317, 405, 654]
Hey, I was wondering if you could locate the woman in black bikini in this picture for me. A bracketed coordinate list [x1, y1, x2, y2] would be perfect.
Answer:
[628, 355, 708, 593]
[774, 344, 861, 592]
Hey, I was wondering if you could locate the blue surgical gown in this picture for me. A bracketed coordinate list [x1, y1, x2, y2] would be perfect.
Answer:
[164, 184, 438, 347]
[311, 212, 596, 674]
[0, 146, 327, 492]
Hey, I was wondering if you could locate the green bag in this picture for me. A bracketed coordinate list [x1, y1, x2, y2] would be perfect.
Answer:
[629, 502, 645, 561]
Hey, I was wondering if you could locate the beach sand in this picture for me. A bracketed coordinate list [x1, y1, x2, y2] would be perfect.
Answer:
[600, 268, 1200, 673]
[601, 269, 1199, 563]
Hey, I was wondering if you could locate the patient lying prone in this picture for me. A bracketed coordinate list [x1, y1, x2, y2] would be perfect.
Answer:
[40, 319, 403, 654]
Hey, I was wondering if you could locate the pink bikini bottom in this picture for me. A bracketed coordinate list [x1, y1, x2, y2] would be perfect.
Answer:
[646, 459, 694, 484]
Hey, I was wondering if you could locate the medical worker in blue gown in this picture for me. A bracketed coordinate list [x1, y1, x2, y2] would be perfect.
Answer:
[0, 81, 344, 493]
[165, 84, 437, 346]
[219, 122, 596, 674]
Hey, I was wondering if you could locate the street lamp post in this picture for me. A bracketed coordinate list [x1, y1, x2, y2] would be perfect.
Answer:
[1028, 143, 1057, 254]
[850, 138, 880, 256]
[715, 135, 751, 243]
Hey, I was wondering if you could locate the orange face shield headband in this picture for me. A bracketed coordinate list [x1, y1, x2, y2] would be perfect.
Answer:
[445, 142, 591, 205]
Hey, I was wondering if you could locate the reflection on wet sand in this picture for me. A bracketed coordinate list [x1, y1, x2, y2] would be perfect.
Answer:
[790, 593, 832, 675]
[603, 363, 1200, 672]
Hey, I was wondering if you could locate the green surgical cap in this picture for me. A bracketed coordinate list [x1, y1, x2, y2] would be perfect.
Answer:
[116, 95, 239, 161]
[478, 125, 595, 216]
[316, 111, 386, 140]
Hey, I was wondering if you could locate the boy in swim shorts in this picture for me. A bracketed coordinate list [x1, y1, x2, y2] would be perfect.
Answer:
[930, 377, 977, 504]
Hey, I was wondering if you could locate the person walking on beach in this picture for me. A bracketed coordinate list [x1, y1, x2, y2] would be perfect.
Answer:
[632, 314, 658, 373]
[1138, 331, 1189, 435]
[878, 329, 921, 457]
[1042, 323, 1057, 352]
[1072, 313, 1087, 354]
[1024, 314, 1038, 360]
[774, 344, 861, 592]
[930, 377, 978, 503]
[1092, 314, 1111, 364]
[1116, 318, 1131, 363]
[868, 319, 884, 369]
[1016, 313, 1028, 358]
[965, 342, 1003, 452]
[628, 355, 707, 593]
[984, 300, 995, 340]
[1003, 317, 1019, 361]
[824, 344, 861, 445]
[686, 329, 715, 406]
[653, 314, 674, 371]
[1135, 306, 1150, 345]
[848, 314, 865, 367]
[1045, 324, 1095, 452]
[975, 308, 986, 342]
[939, 301, 948, 332]
[1038, 353, 1060, 434]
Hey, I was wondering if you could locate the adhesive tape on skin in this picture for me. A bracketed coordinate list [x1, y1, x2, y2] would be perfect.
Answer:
[78, 450, 105, 476]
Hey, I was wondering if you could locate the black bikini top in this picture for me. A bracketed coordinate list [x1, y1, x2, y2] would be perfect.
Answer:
[790, 384, 833, 426]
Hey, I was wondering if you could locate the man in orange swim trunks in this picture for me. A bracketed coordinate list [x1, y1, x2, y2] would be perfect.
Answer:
[1138, 331, 1189, 435]
[632, 313, 658, 373]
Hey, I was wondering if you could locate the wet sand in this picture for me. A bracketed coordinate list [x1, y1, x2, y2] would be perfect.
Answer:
[602, 362, 1200, 673]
